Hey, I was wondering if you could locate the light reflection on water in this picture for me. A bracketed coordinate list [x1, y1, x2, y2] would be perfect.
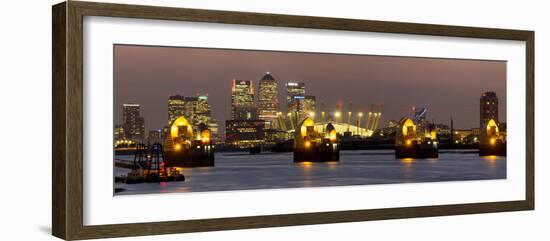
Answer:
[482, 155, 502, 171]
[115, 150, 506, 195]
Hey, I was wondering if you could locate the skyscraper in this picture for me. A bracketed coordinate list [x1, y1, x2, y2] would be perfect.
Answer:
[231, 79, 257, 120]
[194, 94, 212, 126]
[168, 94, 218, 139]
[195, 94, 219, 139]
[122, 103, 145, 140]
[286, 82, 306, 109]
[480, 91, 499, 127]
[168, 95, 199, 122]
[257, 72, 279, 129]
[168, 95, 185, 124]
[289, 95, 316, 123]
[183, 96, 198, 122]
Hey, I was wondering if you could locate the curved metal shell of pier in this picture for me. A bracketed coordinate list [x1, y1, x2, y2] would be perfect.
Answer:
[485, 119, 499, 138]
[164, 116, 215, 167]
[294, 118, 340, 162]
[479, 118, 506, 156]
[396, 117, 417, 146]
[170, 116, 193, 142]
[295, 117, 321, 148]
[325, 123, 337, 142]
[394, 116, 438, 159]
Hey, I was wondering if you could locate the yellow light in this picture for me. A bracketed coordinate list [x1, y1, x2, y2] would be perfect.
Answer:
[358, 112, 363, 117]
[309, 111, 315, 117]
[174, 144, 181, 151]
[305, 141, 311, 148]
[200, 129, 211, 144]
[430, 130, 437, 140]
[406, 140, 412, 146]
[329, 129, 337, 142]
[287, 112, 292, 117]
[334, 111, 341, 118]
[170, 116, 192, 139]
[300, 161, 313, 169]
[300, 117, 315, 137]
[490, 138, 496, 145]
[401, 118, 416, 136]
[483, 155, 498, 161]
[401, 158, 415, 164]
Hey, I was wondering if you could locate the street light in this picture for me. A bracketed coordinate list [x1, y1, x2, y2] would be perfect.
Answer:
[357, 112, 363, 136]
[334, 111, 341, 123]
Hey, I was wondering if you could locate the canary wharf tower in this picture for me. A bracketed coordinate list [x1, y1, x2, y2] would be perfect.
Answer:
[258, 72, 279, 129]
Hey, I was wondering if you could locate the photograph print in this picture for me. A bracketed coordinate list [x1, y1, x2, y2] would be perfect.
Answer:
[113, 44, 507, 195]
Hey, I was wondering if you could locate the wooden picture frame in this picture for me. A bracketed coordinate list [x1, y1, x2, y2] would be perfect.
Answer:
[52, 1, 534, 240]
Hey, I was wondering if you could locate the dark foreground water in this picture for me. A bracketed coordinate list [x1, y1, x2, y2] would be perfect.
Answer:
[114, 150, 506, 195]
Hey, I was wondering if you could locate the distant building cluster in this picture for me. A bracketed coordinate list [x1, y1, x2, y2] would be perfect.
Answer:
[113, 73, 505, 151]
[122, 103, 145, 140]
[226, 73, 300, 147]
[114, 71, 387, 149]
[168, 94, 219, 139]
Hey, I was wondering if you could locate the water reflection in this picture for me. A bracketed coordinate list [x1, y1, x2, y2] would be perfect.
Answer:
[483, 155, 500, 172]
[115, 150, 507, 195]
[298, 161, 314, 171]
[399, 158, 416, 182]
[326, 161, 338, 170]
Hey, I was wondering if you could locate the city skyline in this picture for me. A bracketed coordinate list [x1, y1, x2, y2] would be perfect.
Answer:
[114, 45, 506, 133]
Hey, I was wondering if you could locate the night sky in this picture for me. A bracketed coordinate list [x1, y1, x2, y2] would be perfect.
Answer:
[114, 44, 506, 133]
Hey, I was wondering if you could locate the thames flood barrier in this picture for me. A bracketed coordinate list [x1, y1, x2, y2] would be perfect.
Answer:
[164, 116, 215, 167]
[479, 92, 506, 156]
[294, 117, 340, 162]
[479, 119, 506, 156]
[395, 117, 438, 159]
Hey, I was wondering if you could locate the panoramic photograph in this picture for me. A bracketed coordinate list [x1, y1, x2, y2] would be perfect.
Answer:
[113, 44, 507, 195]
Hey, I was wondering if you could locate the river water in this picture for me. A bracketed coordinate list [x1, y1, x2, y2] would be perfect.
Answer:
[114, 150, 506, 195]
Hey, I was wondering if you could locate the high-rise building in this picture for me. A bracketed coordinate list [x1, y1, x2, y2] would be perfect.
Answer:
[480, 91, 499, 127]
[114, 125, 125, 140]
[182, 96, 198, 122]
[231, 79, 257, 120]
[194, 95, 212, 126]
[168, 95, 198, 123]
[194, 94, 219, 139]
[169, 94, 218, 139]
[289, 95, 316, 123]
[257, 72, 279, 129]
[168, 95, 185, 124]
[286, 82, 306, 109]
[122, 103, 145, 140]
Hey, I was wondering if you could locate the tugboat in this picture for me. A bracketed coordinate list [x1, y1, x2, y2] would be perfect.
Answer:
[294, 117, 340, 162]
[479, 119, 506, 156]
[395, 117, 438, 159]
[164, 116, 215, 167]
